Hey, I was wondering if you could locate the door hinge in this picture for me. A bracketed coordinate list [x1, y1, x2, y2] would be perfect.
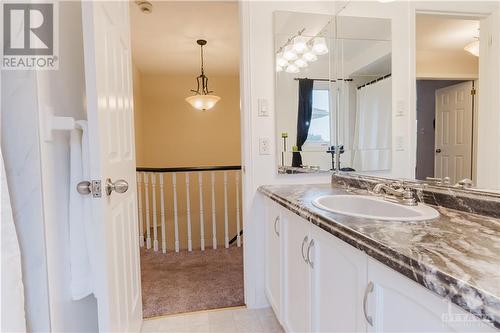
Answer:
[471, 88, 476, 95]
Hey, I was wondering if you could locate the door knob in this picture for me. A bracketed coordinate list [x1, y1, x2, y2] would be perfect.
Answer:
[105, 178, 129, 196]
[435, 149, 442, 153]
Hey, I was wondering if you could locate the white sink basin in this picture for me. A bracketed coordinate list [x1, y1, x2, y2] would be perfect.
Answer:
[312, 195, 440, 221]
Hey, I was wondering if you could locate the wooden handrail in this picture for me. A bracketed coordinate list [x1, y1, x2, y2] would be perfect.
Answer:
[136, 165, 241, 173]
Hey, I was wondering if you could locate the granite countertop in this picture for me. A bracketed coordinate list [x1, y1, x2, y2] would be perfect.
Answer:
[258, 183, 500, 329]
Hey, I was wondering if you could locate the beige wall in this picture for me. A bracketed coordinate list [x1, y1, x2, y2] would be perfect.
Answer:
[133, 63, 145, 165]
[416, 50, 478, 79]
[135, 73, 241, 168]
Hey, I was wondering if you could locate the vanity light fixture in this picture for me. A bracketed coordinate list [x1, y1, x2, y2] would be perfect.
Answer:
[312, 37, 329, 55]
[276, 53, 289, 67]
[294, 58, 308, 68]
[185, 39, 221, 111]
[292, 35, 309, 53]
[283, 45, 298, 61]
[285, 64, 300, 73]
[302, 51, 318, 62]
[464, 39, 479, 57]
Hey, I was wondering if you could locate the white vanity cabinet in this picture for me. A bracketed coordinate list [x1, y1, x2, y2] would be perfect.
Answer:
[263, 197, 498, 333]
[265, 201, 283, 318]
[310, 224, 367, 333]
[282, 209, 312, 332]
[366, 258, 496, 333]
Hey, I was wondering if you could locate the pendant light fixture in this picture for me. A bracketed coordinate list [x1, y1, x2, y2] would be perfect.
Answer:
[185, 39, 221, 111]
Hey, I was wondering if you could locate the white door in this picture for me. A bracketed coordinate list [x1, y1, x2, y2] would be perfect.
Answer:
[435, 81, 474, 184]
[265, 201, 282, 319]
[367, 258, 494, 333]
[310, 224, 367, 333]
[82, 2, 142, 332]
[283, 211, 311, 333]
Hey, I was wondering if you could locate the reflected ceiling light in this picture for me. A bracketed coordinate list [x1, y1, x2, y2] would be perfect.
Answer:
[464, 40, 479, 57]
[276, 53, 288, 67]
[302, 51, 318, 62]
[283, 45, 298, 61]
[292, 35, 309, 53]
[185, 39, 221, 111]
[312, 37, 329, 55]
[294, 58, 308, 68]
[285, 64, 300, 73]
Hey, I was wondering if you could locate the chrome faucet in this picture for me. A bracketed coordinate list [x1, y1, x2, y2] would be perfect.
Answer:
[372, 182, 418, 206]
[454, 178, 473, 189]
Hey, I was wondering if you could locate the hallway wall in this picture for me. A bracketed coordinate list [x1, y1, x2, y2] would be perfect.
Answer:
[133, 73, 241, 168]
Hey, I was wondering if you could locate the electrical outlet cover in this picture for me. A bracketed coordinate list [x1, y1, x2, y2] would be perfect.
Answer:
[259, 137, 271, 155]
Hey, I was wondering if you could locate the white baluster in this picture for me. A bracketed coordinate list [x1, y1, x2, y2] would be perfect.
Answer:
[223, 171, 229, 248]
[172, 173, 180, 252]
[198, 172, 205, 251]
[236, 171, 241, 247]
[160, 173, 166, 253]
[151, 173, 158, 251]
[211, 172, 217, 249]
[144, 173, 151, 249]
[185, 173, 193, 252]
[137, 172, 144, 247]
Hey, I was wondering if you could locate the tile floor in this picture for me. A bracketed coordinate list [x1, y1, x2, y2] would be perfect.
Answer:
[141, 306, 284, 333]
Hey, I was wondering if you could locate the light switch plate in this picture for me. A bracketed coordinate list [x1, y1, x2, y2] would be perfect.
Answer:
[259, 137, 271, 155]
[396, 100, 405, 117]
[258, 98, 270, 117]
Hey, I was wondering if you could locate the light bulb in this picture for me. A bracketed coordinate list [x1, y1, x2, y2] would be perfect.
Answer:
[283, 45, 298, 61]
[294, 58, 308, 68]
[276, 53, 288, 67]
[312, 37, 329, 55]
[302, 51, 317, 62]
[285, 64, 299, 73]
[292, 35, 309, 54]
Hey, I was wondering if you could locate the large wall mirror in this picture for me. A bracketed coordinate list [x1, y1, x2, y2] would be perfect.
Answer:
[274, 1, 500, 193]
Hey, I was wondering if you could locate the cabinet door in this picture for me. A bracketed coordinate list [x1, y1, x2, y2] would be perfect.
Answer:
[283, 211, 311, 333]
[367, 258, 496, 333]
[265, 200, 282, 318]
[310, 224, 368, 333]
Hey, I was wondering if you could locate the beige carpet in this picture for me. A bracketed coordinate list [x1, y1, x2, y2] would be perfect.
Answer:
[140, 246, 244, 318]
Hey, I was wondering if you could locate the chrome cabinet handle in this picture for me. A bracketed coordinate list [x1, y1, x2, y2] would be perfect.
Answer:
[363, 281, 374, 326]
[273, 216, 280, 237]
[306, 239, 315, 268]
[105, 178, 129, 196]
[301, 235, 309, 263]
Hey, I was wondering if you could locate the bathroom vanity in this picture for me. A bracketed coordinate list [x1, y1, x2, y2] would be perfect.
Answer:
[259, 174, 500, 332]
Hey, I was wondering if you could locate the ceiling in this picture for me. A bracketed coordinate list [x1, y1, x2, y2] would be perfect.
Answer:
[130, 1, 239, 75]
[416, 14, 479, 53]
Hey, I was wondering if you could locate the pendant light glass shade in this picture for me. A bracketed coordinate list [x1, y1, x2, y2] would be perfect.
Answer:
[185, 95, 221, 111]
[464, 40, 479, 57]
[294, 58, 308, 68]
[283, 45, 298, 61]
[312, 37, 329, 55]
[186, 39, 221, 111]
[276, 53, 288, 67]
[292, 35, 309, 53]
[285, 64, 299, 73]
[302, 51, 317, 62]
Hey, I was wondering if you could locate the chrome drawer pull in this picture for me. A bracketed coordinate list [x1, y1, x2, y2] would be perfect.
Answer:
[274, 216, 280, 236]
[363, 281, 374, 326]
[306, 239, 315, 268]
[301, 235, 309, 263]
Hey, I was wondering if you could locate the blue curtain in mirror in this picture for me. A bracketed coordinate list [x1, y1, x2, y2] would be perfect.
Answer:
[292, 79, 314, 167]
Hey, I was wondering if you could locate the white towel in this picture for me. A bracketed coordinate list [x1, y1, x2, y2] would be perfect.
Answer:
[1, 149, 27, 332]
[69, 120, 93, 300]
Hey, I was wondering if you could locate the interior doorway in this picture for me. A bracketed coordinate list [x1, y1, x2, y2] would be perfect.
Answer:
[129, 1, 244, 318]
[415, 13, 480, 184]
